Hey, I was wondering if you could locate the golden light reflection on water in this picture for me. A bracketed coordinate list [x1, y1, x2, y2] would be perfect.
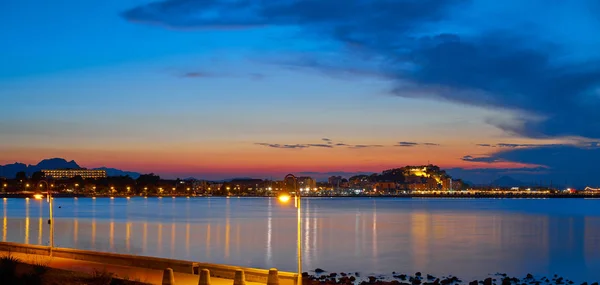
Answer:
[143, 222, 147, 252]
[109, 221, 115, 250]
[38, 218, 42, 245]
[225, 219, 230, 258]
[91, 219, 96, 248]
[24, 217, 29, 244]
[185, 223, 190, 253]
[236, 222, 240, 257]
[206, 223, 211, 258]
[126, 223, 131, 252]
[170, 224, 175, 258]
[157, 223, 163, 255]
[74, 219, 78, 246]
[3, 200, 7, 242]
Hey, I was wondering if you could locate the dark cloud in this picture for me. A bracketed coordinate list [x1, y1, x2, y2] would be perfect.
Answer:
[460, 143, 600, 188]
[497, 143, 538, 148]
[395, 141, 440, 147]
[255, 141, 382, 149]
[349, 144, 383, 149]
[254, 143, 308, 149]
[476, 143, 563, 148]
[307, 144, 333, 148]
[123, 0, 600, 139]
[322, 138, 331, 141]
[396, 141, 419, 147]
[446, 167, 549, 186]
[461, 155, 500, 163]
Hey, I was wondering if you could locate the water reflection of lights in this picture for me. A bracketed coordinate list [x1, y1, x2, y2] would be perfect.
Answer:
[38, 218, 43, 245]
[206, 224, 211, 258]
[225, 198, 231, 259]
[25, 217, 30, 244]
[266, 198, 272, 265]
[91, 219, 96, 248]
[143, 223, 148, 252]
[110, 221, 115, 250]
[2, 202, 6, 242]
[74, 219, 78, 246]
[126, 223, 131, 252]
[185, 223, 190, 253]
[171, 224, 176, 257]
[157, 224, 163, 254]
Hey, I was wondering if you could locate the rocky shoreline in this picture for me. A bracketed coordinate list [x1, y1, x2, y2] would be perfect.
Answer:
[302, 270, 598, 285]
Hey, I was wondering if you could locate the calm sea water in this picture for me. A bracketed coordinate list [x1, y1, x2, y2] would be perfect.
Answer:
[2, 197, 599, 282]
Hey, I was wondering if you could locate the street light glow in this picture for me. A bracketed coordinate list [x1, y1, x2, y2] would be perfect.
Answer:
[278, 194, 291, 203]
[33, 194, 44, 200]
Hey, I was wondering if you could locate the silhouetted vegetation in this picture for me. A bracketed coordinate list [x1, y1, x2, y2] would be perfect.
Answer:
[0, 253, 149, 284]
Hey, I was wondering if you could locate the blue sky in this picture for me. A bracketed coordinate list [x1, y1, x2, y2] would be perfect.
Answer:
[1, 0, 599, 187]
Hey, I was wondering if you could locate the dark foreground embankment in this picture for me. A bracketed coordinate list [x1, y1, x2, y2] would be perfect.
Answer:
[302, 270, 598, 285]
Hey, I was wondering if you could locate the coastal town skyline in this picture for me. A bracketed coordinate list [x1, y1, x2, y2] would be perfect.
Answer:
[2, 0, 600, 186]
[0, 157, 593, 189]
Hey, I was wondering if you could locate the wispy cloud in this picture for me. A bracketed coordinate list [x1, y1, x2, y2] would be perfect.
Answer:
[308, 144, 334, 148]
[254, 143, 309, 149]
[395, 141, 440, 147]
[349, 144, 384, 149]
[461, 155, 500, 163]
[255, 140, 383, 150]
[181, 72, 215, 78]
[396, 142, 419, 147]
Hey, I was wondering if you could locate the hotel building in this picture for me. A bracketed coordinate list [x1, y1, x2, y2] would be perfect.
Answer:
[42, 169, 107, 179]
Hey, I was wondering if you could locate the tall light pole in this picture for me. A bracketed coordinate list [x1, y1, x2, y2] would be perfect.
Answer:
[39, 180, 54, 256]
[279, 174, 302, 285]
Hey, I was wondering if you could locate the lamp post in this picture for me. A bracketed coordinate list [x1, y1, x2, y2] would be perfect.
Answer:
[39, 180, 54, 256]
[278, 174, 302, 285]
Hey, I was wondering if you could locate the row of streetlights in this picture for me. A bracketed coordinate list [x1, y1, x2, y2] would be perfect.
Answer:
[18, 175, 303, 281]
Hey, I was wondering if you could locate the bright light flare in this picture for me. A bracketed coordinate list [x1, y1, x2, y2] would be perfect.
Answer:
[278, 194, 291, 203]
[33, 194, 44, 200]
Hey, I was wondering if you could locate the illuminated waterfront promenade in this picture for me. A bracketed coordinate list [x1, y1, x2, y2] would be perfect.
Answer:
[0, 243, 294, 285]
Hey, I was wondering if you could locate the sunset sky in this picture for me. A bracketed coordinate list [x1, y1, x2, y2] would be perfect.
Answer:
[1, 0, 599, 186]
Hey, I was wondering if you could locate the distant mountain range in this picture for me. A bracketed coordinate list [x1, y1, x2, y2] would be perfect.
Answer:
[0, 158, 141, 179]
[490, 176, 526, 187]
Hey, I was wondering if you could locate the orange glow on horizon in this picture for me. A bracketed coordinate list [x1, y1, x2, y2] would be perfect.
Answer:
[0, 139, 549, 179]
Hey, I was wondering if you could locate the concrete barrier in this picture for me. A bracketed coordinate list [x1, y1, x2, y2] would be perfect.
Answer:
[234, 269, 246, 285]
[267, 268, 279, 285]
[53, 247, 195, 274]
[162, 268, 176, 285]
[0, 242, 50, 256]
[0, 242, 298, 285]
[199, 269, 211, 285]
[193, 263, 297, 285]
